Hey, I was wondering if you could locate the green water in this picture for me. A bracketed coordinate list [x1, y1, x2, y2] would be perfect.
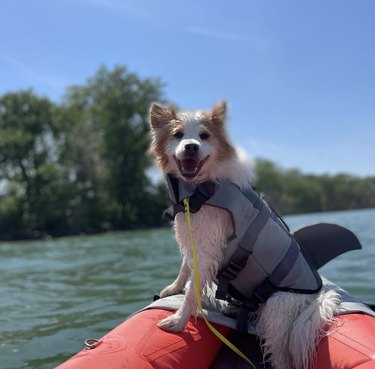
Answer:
[1, 209, 374, 369]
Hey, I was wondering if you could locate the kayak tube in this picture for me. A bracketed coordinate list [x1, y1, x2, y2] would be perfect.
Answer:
[55, 280, 375, 369]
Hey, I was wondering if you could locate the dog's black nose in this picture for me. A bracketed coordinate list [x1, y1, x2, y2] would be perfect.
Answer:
[184, 143, 199, 152]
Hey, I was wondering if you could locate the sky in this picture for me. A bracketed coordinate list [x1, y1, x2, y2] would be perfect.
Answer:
[1, 0, 374, 177]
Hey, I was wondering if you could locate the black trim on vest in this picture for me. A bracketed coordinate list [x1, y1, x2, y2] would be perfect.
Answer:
[215, 203, 270, 300]
[269, 239, 300, 286]
[164, 175, 216, 220]
[188, 182, 216, 213]
[230, 240, 302, 332]
[275, 245, 323, 295]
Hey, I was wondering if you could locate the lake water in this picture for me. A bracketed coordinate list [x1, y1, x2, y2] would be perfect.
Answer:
[1, 209, 374, 369]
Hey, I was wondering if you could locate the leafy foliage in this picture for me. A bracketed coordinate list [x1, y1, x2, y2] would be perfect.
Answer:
[0, 66, 167, 240]
[255, 159, 375, 215]
[0, 67, 374, 240]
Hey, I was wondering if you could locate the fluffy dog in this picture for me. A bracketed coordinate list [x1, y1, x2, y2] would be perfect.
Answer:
[148, 101, 340, 369]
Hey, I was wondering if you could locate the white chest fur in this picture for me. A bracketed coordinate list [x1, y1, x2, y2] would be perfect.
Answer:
[174, 205, 232, 282]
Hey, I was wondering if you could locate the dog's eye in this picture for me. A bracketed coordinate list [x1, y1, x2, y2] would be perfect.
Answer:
[173, 131, 184, 140]
[199, 132, 210, 140]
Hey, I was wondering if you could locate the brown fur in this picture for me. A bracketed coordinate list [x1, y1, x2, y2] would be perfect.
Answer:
[149, 101, 236, 169]
[149, 104, 179, 169]
[200, 111, 236, 163]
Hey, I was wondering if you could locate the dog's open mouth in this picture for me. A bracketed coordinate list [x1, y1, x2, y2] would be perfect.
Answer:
[174, 156, 209, 179]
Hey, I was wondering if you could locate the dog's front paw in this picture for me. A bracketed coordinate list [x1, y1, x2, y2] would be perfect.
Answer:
[159, 283, 183, 298]
[157, 313, 187, 332]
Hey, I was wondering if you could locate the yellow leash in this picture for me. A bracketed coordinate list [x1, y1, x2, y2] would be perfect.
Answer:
[183, 198, 257, 369]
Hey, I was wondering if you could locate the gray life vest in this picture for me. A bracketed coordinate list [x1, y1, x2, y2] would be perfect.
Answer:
[164, 175, 323, 331]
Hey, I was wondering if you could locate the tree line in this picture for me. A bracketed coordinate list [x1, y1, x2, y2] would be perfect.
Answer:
[1, 65, 374, 240]
[255, 159, 375, 215]
[0, 66, 167, 240]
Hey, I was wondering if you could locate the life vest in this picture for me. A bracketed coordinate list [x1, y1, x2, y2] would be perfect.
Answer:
[164, 175, 323, 331]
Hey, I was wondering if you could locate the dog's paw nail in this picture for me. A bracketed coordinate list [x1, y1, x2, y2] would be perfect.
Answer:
[157, 315, 185, 332]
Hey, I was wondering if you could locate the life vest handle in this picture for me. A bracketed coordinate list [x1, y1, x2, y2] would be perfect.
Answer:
[183, 198, 258, 369]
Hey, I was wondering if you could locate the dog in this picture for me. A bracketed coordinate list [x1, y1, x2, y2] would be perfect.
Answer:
[148, 101, 341, 369]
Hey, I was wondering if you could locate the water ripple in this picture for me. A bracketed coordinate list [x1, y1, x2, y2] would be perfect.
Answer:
[0, 210, 374, 368]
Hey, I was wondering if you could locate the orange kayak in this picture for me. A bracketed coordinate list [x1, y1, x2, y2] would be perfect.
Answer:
[55, 307, 375, 369]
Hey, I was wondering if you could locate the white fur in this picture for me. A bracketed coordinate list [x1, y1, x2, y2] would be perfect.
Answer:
[151, 103, 341, 369]
[256, 287, 341, 369]
[166, 112, 214, 163]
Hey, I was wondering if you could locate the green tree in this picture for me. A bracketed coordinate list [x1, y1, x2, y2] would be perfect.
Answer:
[0, 67, 168, 240]
[254, 159, 284, 203]
[60, 65, 166, 229]
[0, 90, 66, 238]
[255, 158, 375, 215]
[55, 101, 111, 234]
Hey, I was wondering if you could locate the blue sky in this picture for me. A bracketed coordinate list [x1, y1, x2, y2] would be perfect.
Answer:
[1, 0, 374, 176]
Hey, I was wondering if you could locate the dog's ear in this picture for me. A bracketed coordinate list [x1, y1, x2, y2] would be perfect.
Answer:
[149, 103, 176, 129]
[212, 100, 227, 125]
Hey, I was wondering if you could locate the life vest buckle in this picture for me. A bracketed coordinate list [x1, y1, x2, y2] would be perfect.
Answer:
[221, 260, 245, 281]
[226, 294, 244, 307]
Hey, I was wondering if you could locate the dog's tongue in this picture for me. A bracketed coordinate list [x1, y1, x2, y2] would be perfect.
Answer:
[181, 158, 198, 174]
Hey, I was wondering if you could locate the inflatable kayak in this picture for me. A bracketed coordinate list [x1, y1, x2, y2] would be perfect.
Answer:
[55, 279, 375, 369]
[56, 222, 375, 369]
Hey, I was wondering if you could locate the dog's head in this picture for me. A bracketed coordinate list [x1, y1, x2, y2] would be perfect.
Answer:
[149, 101, 236, 182]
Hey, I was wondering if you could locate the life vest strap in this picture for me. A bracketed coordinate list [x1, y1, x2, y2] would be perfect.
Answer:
[269, 239, 300, 285]
[222, 240, 300, 333]
[187, 182, 216, 212]
[216, 258, 248, 300]
[163, 204, 183, 221]
[216, 204, 270, 300]
[163, 178, 216, 221]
